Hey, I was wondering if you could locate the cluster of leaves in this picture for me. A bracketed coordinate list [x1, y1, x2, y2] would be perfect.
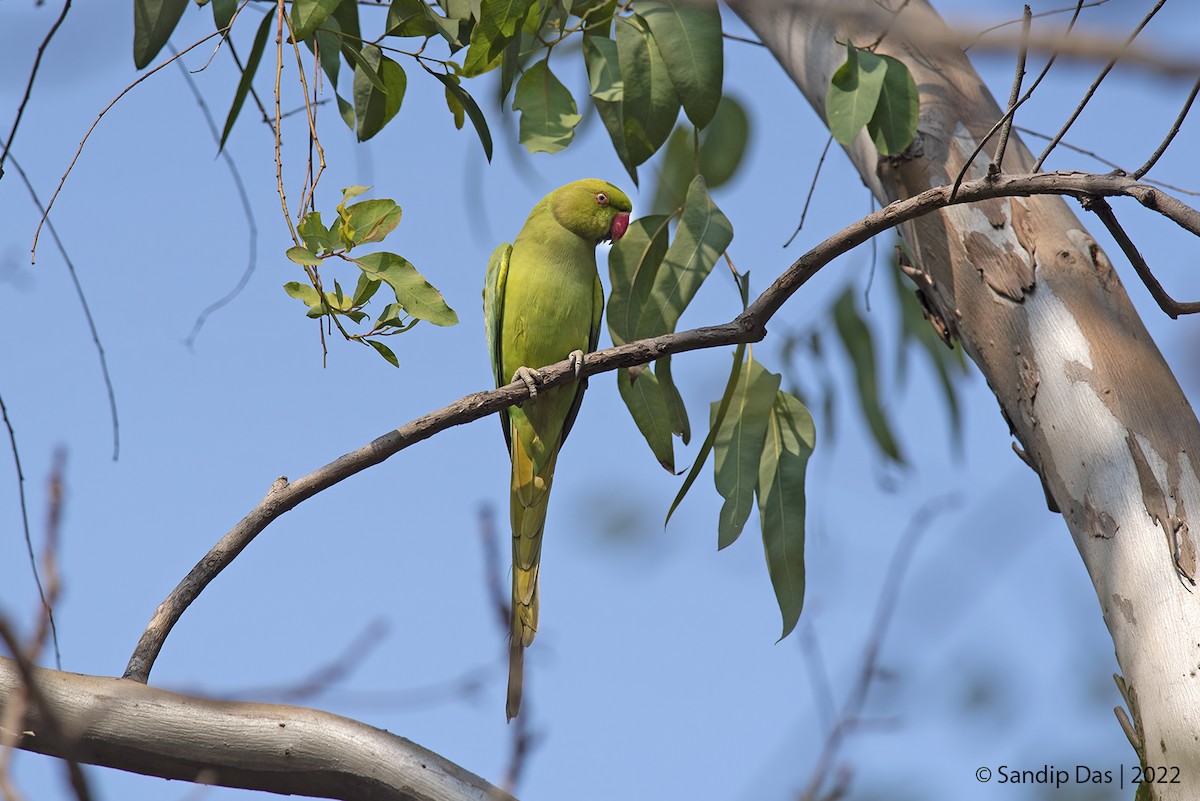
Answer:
[607, 175, 812, 637]
[826, 42, 919, 156]
[134, 0, 724, 178]
[284, 186, 459, 366]
[779, 256, 969, 465]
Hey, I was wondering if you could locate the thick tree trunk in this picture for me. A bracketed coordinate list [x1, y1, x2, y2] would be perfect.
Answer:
[729, 0, 1200, 794]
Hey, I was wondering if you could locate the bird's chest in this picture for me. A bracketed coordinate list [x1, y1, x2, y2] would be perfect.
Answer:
[502, 251, 596, 370]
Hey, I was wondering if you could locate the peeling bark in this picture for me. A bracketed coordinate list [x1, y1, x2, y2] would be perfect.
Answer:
[729, 1, 1200, 795]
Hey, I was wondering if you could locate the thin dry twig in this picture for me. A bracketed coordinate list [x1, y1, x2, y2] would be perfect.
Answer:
[949, 0, 1089, 200]
[962, 0, 1108, 51]
[1132, 75, 1200, 181]
[169, 46, 261, 348]
[122, 170, 1200, 684]
[1032, 0, 1168, 171]
[1014, 125, 1198, 196]
[989, 5, 1031, 175]
[1082, 196, 1200, 319]
[0, 0, 72, 177]
[8, 154, 120, 462]
[784, 135, 834, 248]
[0, 394, 58, 670]
[31, 29, 230, 262]
[798, 495, 960, 801]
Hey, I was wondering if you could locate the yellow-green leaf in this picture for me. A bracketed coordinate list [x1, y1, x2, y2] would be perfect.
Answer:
[756, 389, 814, 640]
[354, 252, 459, 326]
[286, 245, 322, 266]
[826, 43, 886, 146]
[583, 32, 637, 184]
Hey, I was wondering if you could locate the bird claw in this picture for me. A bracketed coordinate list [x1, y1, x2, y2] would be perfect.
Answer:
[513, 366, 543, 399]
[568, 350, 585, 379]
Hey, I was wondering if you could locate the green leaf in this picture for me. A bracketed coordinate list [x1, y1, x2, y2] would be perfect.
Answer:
[428, 70, 494, 161]
[219, 10, 275, 150]
[756, 389, 814, 640]
[617, 175, 732, 343]
[826, 43, 886, 146]
[866, 53, 919, 156]
[616, 14, 680, 167]
[699, 95, 749, 188]
[386, 0, 437, 35]
[583, 32, 637, 184]
[650, 95, 750, 215]
[353, 46, 407, 141]
[638, 0, 723, 129]
[352, 272, 382, 306]
[833, 287, 904, 463]
[366, 338, 400, 367]
[286, 245, 323, 266]
[512, 59, 582, 154]
[607, 214, 671, 346]
[656, 355, 689, 444]
[291, 0, 344, 40]
[341, 199, 403, 247]
[134, 0, 190, 69]
[279, 280, 319, 309]
[463, 0, 535, 75]
[617, 366, 675, 471]
[298, 211, 336, 254]
[212, 0, 236, 30]
[665, 341, 745, 526]
[354, 252, 459, 326]
[713, 354, 780, 549]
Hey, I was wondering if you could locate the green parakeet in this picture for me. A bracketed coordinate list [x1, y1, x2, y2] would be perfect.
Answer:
[484, 179, 633, 720]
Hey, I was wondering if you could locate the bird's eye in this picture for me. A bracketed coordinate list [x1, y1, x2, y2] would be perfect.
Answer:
[595, 192, 609, 206]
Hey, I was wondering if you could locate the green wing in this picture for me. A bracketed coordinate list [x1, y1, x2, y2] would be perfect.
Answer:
[484, 242, 513, 448]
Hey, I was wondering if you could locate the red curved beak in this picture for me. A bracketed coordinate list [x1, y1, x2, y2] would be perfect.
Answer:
[609, 212, 631, 243]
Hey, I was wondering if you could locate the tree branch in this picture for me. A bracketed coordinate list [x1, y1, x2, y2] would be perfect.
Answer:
[125, 169, 1200, 685]
[0, 658, 513, 801]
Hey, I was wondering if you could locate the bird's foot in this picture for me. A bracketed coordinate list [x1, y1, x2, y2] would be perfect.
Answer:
[567, 350, 585, 379]
[512, 366, 543, 400]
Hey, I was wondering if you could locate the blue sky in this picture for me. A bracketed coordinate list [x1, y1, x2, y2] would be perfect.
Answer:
[3, 1, 1200, 799]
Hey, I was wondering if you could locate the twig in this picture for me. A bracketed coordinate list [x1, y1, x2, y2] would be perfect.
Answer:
[1081, 196, 1200, 319]
[1132, 75, 1200, 181]
[949, 0, 1089, 200]
[0, 0, 72, 177]
[169, 46, 261, 348]
[866, 0, 911, 51]
[962, 0, 1108, 51]
[1013, 125, 1198, 196]
[989, 6, 1031, 175]
[31, 30, 228, 262]
[798, 495, 960, 801]
[8, 153, 120, 462]
[122, 170, 1200, 683]
[722, 32, 765, 47]
[0, 393, 57, 669]
[273, 0, 299, 244]
[1033, 0, 1168, 171]
[784, 135, 833, 248]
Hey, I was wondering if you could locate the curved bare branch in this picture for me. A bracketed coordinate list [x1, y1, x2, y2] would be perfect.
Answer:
[125, 169, 1200, 684]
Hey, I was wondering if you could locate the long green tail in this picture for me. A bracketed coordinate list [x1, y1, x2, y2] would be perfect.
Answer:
[506, 433, 559, 720]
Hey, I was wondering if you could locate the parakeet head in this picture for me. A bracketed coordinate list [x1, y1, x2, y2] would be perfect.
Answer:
[548, 179, 633, 245]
